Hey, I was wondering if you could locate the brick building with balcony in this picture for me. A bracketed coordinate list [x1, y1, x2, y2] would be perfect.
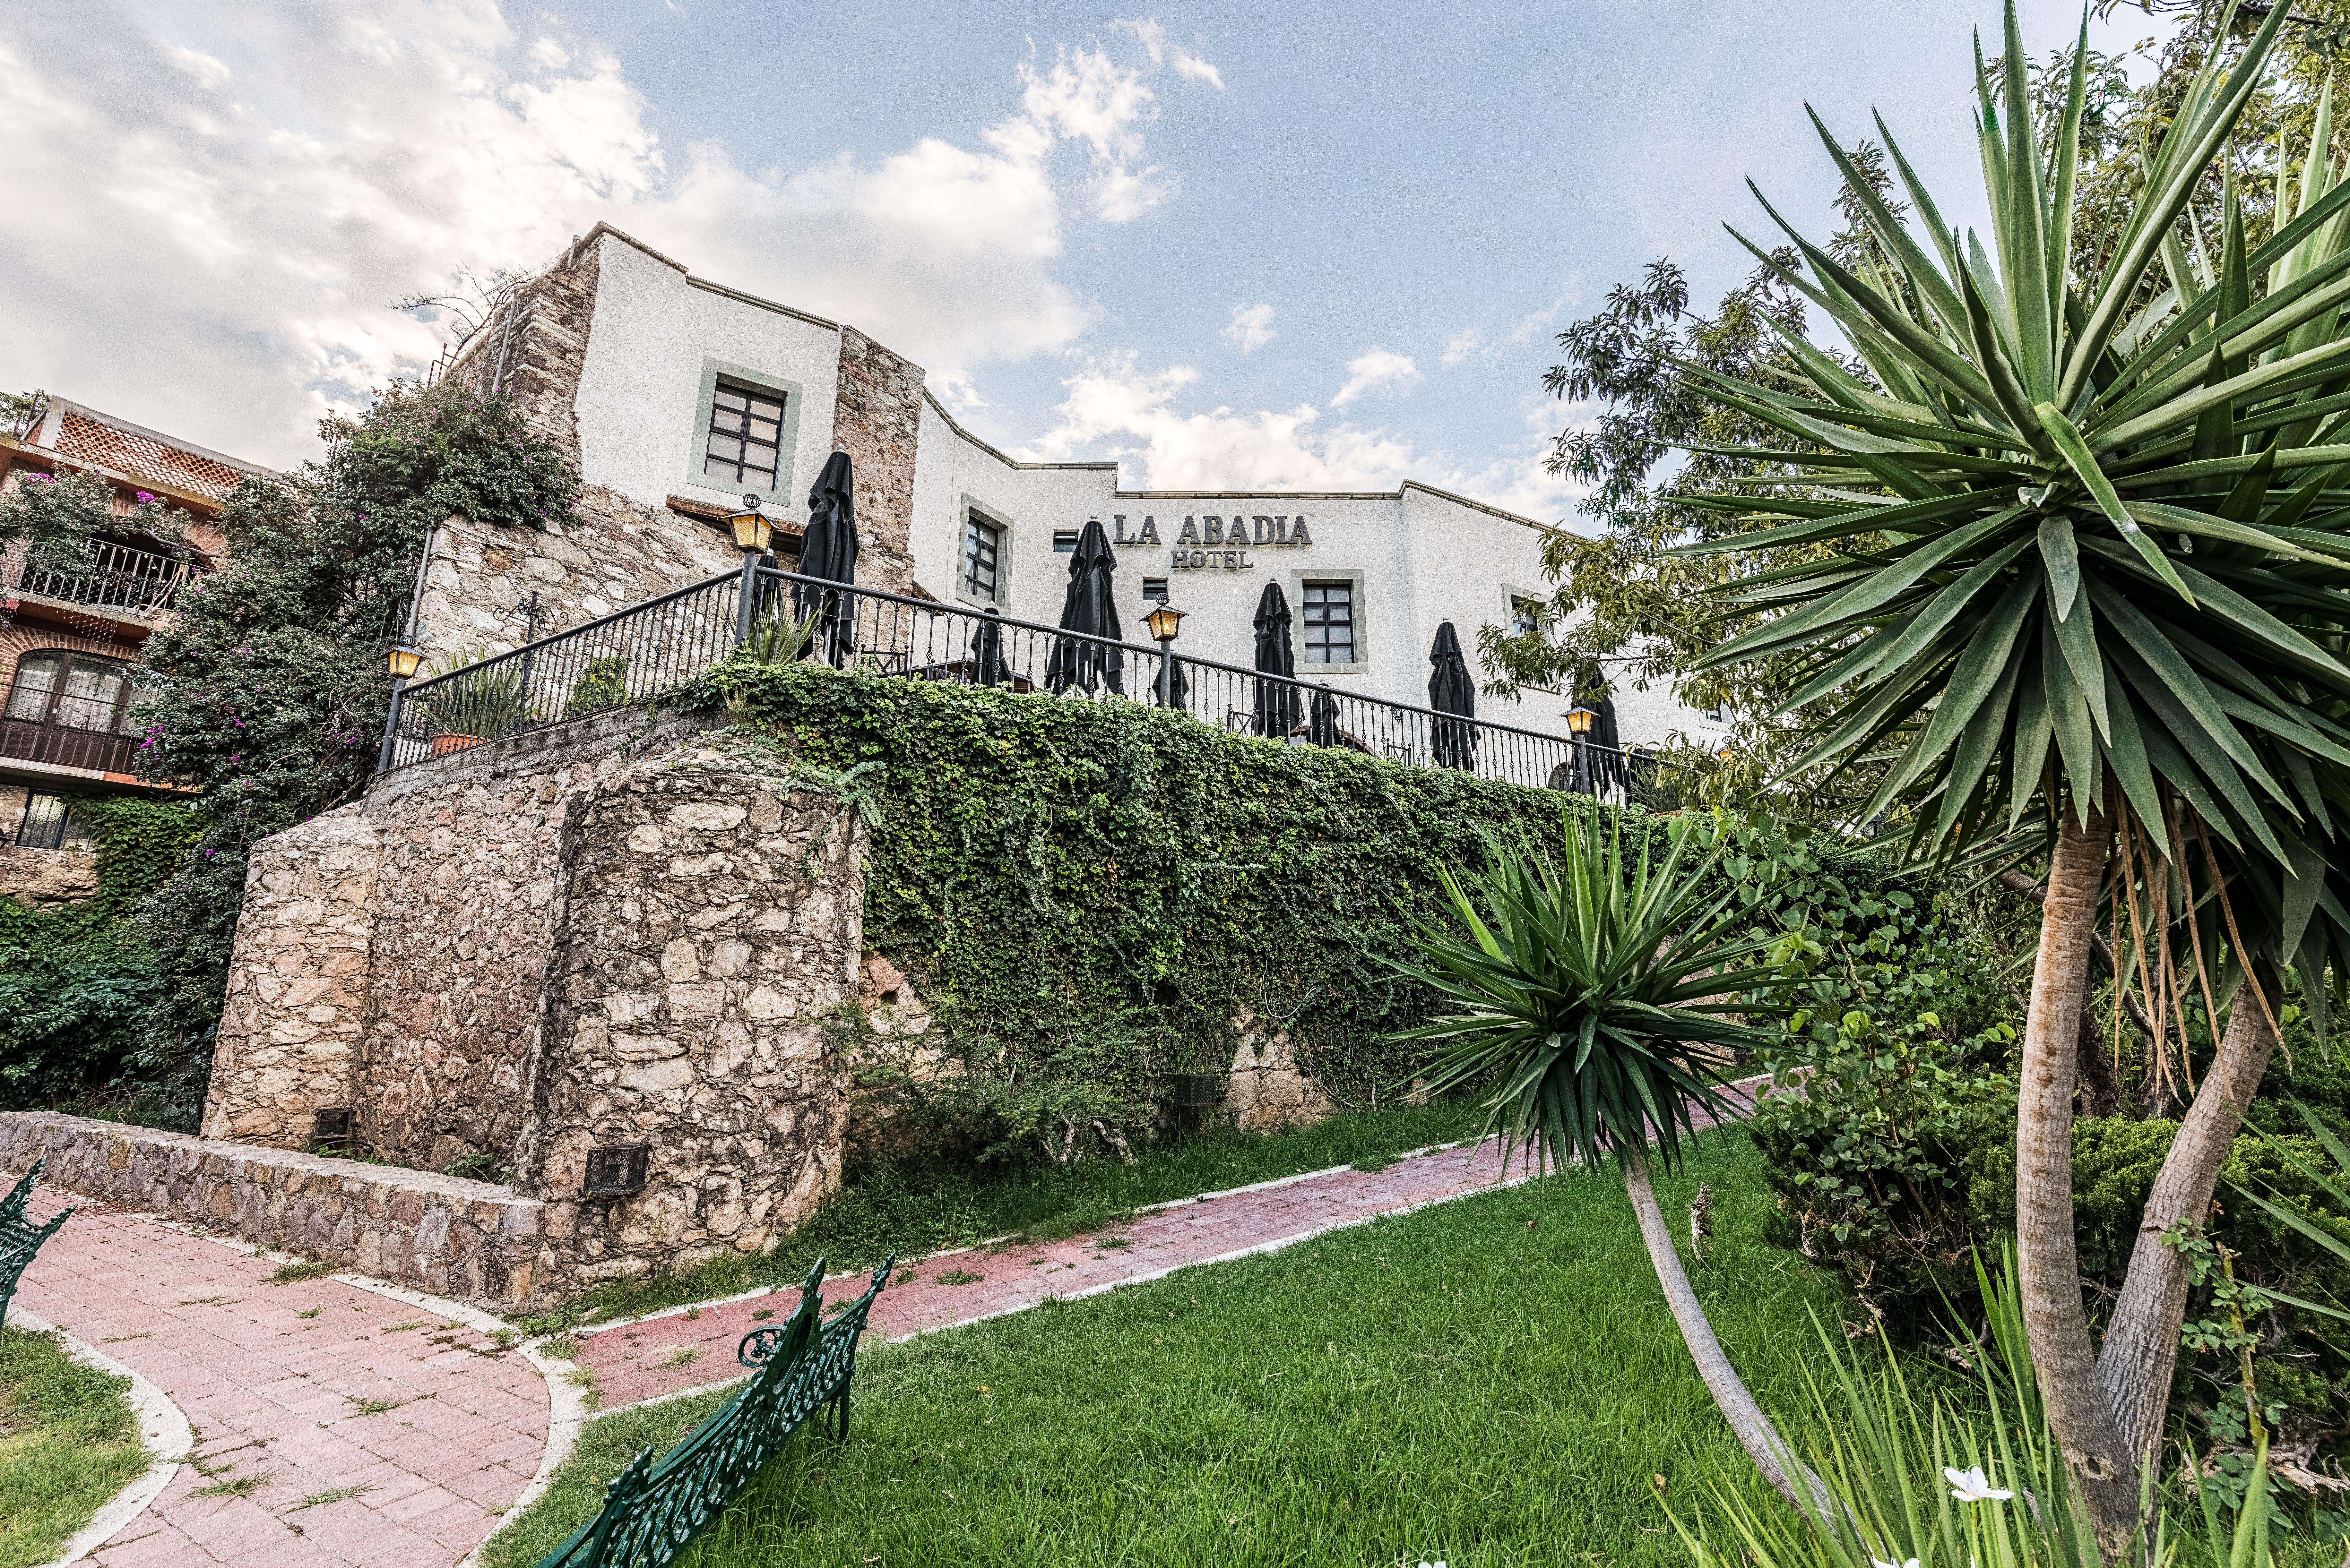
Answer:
[0, 396, 272, 905]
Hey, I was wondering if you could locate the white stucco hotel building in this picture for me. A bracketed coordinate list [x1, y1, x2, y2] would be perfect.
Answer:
[421, 224, 1718, 752]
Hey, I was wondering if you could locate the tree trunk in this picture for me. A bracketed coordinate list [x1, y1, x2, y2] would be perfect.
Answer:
[2096, 966, 2279, 1462]
[1622, 1153, 1829, 1514]
[2015, 797, 2144, 1555]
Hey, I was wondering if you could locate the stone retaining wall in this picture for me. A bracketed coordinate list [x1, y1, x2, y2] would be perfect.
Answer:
[203, 813, 386, 1147]
[0, 1114, 554, 1308]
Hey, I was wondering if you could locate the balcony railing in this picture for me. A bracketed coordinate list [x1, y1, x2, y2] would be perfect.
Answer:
[377, 567, 1689, 801]
[0, 682, 139, 775]
[8, 539, 202, 615]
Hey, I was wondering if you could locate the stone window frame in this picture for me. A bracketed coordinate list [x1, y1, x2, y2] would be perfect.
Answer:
[956, 494, 1016, 612]
[1291, 568, 1369, 675]
[681, 358, 805, 509]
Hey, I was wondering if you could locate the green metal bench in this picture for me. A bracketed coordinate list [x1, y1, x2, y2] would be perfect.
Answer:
[0, 1159, 74, 1335]
[531, 1254, 894, 1568]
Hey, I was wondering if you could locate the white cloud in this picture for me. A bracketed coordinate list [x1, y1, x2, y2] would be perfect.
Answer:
[1442, 284, 1580, 368]
[1114, 18, 1226, 90]
[1220, 302, 1278, 354]
[1016, 353, 1579, 522]
[0, 0, 1204, 467]
[1329, 347, 1421, 408]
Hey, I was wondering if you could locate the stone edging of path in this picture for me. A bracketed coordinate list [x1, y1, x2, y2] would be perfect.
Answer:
[11, 1304, 195, 1567]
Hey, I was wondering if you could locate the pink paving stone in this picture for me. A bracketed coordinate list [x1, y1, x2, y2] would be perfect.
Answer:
[18, 1196, 549, 1568]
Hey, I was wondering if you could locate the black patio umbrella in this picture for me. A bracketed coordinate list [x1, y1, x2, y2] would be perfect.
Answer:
[1427, 621, 1478, 770]
[1250, 583, 1301, 738]
[1154, 653, 1190, 710]
[971, 606, 1008, 687]
[1307, 685, 1341, 747]
[1044, 518, 1124, 695]
[795, 450, 859, 664]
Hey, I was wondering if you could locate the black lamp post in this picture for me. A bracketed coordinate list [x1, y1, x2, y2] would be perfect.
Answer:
[1140, 600, 1186, 709]
[1565, 701, 1598, 795]
[374, 638, 427, 774]
[729, 492, 773, 644]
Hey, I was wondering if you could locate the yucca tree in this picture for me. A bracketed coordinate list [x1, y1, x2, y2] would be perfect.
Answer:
[1663, 1, 2350, 1546]
[1395, 800, 1819, 1506]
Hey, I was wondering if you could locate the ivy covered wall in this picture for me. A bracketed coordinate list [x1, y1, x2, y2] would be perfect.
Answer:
[691, 661, 1926, 1147]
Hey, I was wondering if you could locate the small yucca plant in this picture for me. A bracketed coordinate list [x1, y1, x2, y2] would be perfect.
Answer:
[1394, 797, 1815, 1506]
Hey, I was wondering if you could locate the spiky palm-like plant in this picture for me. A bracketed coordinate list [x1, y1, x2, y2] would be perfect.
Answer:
[1654, 2, 2350, 1545]
[1395, 800, 1816, 1505]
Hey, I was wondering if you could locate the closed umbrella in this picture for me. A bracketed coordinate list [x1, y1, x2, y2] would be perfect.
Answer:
[1159, 655, 1190, 711]
[971, 606, 1007, 687]
[1250, 583, 1301, 738]
[1308, 686, 1341, 747]
[795, 450, 859, 664]
[1427, 621, 1478, 770]
[1044, 518, 1124, 695]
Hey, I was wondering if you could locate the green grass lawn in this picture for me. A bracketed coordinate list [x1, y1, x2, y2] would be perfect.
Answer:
[488, 1129, 1900, 1567]
[0, 1326, 148, 1568]
[570, 1097, 1488, 1324]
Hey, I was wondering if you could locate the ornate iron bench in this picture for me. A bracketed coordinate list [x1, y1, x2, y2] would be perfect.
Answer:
[531, 1254, 894, 1568]
[0, 1159, 74, 1334]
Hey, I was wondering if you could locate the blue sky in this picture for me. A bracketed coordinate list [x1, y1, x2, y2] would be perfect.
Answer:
[0, 0, 2149, 517]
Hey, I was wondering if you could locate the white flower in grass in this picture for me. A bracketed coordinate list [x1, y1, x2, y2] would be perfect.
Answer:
[1944, 1464, 2014, 1503]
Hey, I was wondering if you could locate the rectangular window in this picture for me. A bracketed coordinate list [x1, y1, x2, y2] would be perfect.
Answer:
[1053, 529, 1079, 553]
[963, 513, 1002, 604]
[15, 792, 94, 852]
[1511, 596, 1543, 640]
[701, 379, 786, 491]
[1702, 698, 1729, 723]
[1141, 577, 1169, 603]
[1302, 580, 1356, 665]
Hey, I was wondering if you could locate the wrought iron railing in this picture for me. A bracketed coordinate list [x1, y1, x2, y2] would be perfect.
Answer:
[0, 681, 137, 774]
[379, 566, 1687, 799]
[8, 538, 201, 614]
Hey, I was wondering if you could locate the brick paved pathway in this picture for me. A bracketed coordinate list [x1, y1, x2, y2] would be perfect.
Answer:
[572, 1076, 1765, 1409]
[16, 1193, 549, 1568]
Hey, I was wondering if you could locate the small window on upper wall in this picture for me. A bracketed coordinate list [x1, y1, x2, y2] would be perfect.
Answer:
[1141, 578, 1169, 603]
[1053, 530, 1079, 553]
[702, 379, 786, 491]
[1702, 698, 1729, 724]
[1510, 596, 1544, 640]
[963, 513, 1003, 604]
[15, 791, 94, 852]
[1302, 580, 1356, 665]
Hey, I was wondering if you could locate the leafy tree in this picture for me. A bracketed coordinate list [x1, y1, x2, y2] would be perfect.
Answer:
[129, 381, 578, 1099]
[0, 469, 190, 584]
[1661, 2, 2350, 1546]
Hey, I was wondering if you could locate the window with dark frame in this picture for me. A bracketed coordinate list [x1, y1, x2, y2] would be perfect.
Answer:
[1301, 580, 1356, 664]
[701, 380, 786, 490]
[1511, 596, 1543, 640]
[1053, 530, 1079, 553]
[15, 791, 94, 852]
[962, 512, 1002, 603]
[5, 650, 133, 733]
[1140, 577, 1169, 603]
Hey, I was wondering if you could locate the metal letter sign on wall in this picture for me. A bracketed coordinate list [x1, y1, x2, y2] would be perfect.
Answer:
[1109, 513, 1314, 572]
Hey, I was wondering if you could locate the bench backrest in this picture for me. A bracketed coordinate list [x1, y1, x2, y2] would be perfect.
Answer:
[531, 1254, 894, 1568]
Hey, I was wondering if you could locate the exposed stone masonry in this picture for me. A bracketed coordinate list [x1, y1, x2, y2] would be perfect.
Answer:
[520, 757, 859, 1280]
[0, 1112, 551, 1307]
[203, 813, 386, 1146]
[830, 326, 925, 598]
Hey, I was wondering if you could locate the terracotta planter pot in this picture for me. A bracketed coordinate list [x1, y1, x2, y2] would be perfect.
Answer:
[430, 733, 488, 758]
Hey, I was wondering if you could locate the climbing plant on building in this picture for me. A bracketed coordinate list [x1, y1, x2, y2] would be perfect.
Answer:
[128, 381, 580, 1108]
